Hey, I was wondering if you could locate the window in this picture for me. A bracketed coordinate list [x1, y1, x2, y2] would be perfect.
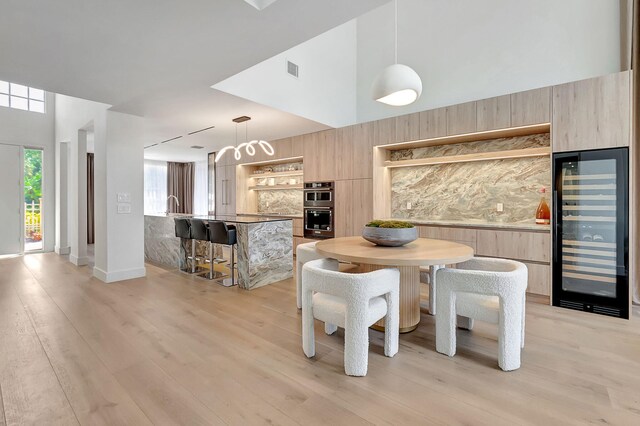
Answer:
[0, 81, 46, 113]
[144, 160, 168, 215]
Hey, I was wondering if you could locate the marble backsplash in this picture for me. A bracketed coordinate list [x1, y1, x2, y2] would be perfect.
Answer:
[390, 134, 551, 224]
[390, 133, 549, 160]
[257, 190, 303, 215]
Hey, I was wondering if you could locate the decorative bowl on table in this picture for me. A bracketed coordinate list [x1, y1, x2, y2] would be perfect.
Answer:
[362, 220, 418, 247]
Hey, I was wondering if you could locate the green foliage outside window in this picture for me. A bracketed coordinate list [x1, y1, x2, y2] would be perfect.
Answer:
[24, 149, 42, 204]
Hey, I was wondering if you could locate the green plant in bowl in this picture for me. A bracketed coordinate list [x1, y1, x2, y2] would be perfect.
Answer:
[366, 220, 414, 229]
[363, 220, 417, 246]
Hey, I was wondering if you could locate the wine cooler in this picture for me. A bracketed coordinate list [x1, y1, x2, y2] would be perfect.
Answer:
[552, 148, 629, 319]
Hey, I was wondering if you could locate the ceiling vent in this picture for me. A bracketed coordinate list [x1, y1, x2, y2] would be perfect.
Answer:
[244, 0, 279, 11]
[287, 60, 299, 78]
[190, 145, 204, 149]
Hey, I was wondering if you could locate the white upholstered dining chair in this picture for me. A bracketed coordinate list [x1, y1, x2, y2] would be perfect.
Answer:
[296, 241, 326, 309]
[301, 258, 400, 376]
[435, 257, 528, 371]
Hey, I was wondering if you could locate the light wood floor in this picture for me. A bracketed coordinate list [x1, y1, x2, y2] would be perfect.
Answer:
[1, 253, 639, 425]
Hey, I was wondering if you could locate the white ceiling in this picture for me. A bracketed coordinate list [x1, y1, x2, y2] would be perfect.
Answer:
[0, 0, 387, 160]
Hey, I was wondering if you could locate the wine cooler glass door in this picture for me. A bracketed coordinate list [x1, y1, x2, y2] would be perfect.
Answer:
[553, 148, 629, 318]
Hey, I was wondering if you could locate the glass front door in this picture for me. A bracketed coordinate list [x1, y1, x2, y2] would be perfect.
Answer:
[24, 148, 43, 252]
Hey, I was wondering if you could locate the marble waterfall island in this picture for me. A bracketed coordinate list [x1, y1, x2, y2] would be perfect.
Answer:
[144, 214, 293, 290]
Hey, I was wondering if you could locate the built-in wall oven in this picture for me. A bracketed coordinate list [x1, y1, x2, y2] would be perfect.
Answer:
[304, 182, 334, 239]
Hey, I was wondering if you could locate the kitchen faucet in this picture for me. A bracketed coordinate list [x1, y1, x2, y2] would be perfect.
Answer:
[167, 195, 180, 213]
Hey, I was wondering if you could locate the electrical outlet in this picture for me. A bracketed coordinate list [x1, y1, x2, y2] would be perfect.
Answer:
[406, 202, 412, 210]
[117, 203, 131, 214]
[496, 203, 504, 212]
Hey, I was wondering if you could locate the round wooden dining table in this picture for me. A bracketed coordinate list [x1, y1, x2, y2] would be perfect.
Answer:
[315, 236, 474, 333]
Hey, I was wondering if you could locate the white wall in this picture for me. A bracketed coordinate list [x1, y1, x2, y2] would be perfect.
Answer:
[0, 92, 55, 252]
[96, 111, 147, 282]
[356, 0, 623, 122]
[213, 20, 358, 128]
[55, 95, 109, 265]
[55, 95, 148, 282]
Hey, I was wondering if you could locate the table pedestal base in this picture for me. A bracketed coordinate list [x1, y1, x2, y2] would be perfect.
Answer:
[357, 263, 420, 334]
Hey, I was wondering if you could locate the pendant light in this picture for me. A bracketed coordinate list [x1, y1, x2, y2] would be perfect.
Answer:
[371, 0, 422, 106]
[215, 116, 275, 163]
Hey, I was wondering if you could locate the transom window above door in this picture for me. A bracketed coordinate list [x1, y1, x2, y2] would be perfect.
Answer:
[0, 81, 45, 113]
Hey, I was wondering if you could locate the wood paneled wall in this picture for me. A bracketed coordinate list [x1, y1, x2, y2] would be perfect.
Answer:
[225, 71, 633, 300]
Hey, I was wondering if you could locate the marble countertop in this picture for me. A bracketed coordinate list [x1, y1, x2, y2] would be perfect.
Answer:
[387, 218, 550, 232]
[237, 212, 303, 219]
[145, 213, 294, 224]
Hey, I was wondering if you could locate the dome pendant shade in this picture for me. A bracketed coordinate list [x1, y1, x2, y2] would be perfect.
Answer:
[372, 63, 422, 106]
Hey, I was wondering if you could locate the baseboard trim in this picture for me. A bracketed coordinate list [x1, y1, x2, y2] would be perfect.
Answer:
[55, 246, 70, 255]
[93, 266, 146, 283]
[69, 254, 88, 266]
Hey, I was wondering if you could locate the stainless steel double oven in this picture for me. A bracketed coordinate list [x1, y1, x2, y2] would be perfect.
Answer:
[303, 182, 334, 239]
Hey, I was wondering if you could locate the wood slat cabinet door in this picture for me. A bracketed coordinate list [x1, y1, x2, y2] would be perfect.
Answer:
[446, 101, 477, 135]
[302, 132, 319, 182]
[510, 87, 551, 127]
[524, 262, 551, 296]
[477, 95, 511, 131]
[333, 180, 352, 237]
[374, 117, 396, 146]
[417, 226, 477, 252]
[317, 129, 337, 181]
[351, 122, 375, 179]
[419, 108, 447, 139]
[351, 179, 373, 235]
[291, 135, 304, 158]
[335, 126, 354, 180]
[552, 71, 631, 152]
[476, 229, 551, 263]
[395, 112, 420, 142]
[272, 137, 293, 161]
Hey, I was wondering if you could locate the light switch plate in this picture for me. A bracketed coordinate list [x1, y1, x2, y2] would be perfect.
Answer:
[117, 192, 131, 203]
[406, 202, 412, 210]
[496, 203, 504, 212]
[117, 203, 131, 214]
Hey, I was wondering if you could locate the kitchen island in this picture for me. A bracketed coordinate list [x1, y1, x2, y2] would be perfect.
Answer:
[144, 214, 293, 290]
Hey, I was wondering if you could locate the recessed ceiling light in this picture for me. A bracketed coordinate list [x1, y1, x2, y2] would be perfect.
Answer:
[244, 0, 279, 11]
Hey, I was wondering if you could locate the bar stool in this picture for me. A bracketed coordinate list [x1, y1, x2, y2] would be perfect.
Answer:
[174, 218, 193, 273]
[189, 219, 210, 273]
[207, 220, 237, 286]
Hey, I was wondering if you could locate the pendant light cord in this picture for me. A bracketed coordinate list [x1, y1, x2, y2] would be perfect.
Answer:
[394, 0, 398, 64]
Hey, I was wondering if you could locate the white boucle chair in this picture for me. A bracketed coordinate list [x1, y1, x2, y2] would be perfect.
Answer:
[297, 241, 328, 309]
[435, 257, 528, 371]
[419, 265, 444, 315]
[301, 258, 400, 377]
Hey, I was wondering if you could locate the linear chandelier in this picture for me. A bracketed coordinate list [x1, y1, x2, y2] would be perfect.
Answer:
[215, 116, 274, 163]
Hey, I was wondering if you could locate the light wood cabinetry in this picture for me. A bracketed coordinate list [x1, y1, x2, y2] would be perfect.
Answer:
[476, 229, 550, 263]
[446, 101, 477, 135]
[302, 132, 320, 182]
[477, 95, 511, 131]
[417, 226, 477, 251]
[552, 71, 631, 152]
[374, 117, 396, 146]
[419, 107, 447, 139]
[395, 112, 420, 142]
[293, 218, 303, 237]
[351, 122, 375, 179]
[335, 126, 354, 181]
[215, 164, 236, 215]
[510, 87, 551, 126]
[524, 262, 551, 297]
[334, 179, 373, 237]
